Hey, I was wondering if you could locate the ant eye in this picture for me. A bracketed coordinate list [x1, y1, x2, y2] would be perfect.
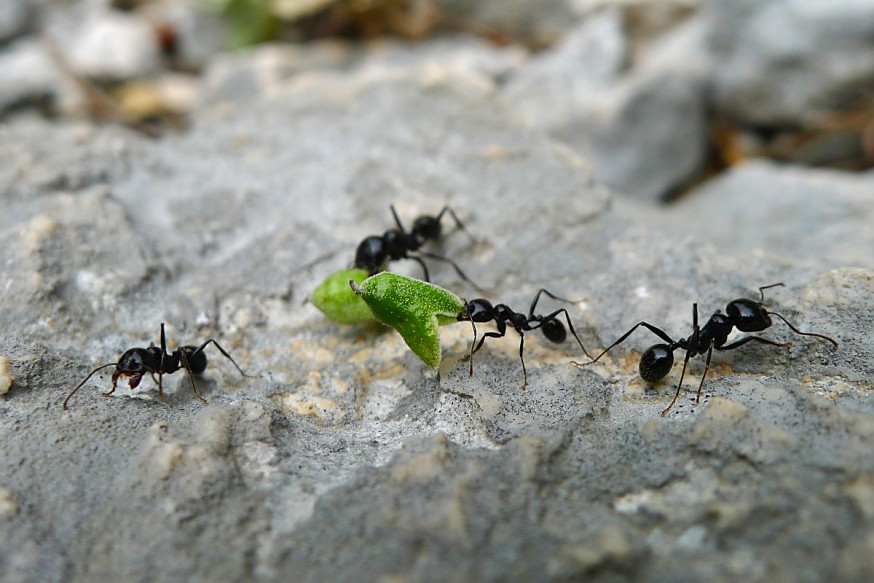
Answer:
[351, 272, 463, 368]
[640, 344, 674, 382]
[311, 268, 375, 325]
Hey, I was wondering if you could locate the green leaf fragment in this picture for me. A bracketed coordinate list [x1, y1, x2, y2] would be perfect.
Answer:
[352, 272, 464, 368]
[311, 268, 374, 324]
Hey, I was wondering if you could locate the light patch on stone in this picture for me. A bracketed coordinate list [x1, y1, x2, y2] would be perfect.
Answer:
[554, 525, 633, 571]
[362, 379, 410, 421]
[675, 525, 709, 551]
[0, 357, 12, 395]
[282, 391, 343, 421]
[698, 396, 748, 422]
[150, 442, 185, 481]
[638, 418, 662, 442]
[391, 434, 449, 484]
[614, 491, 651, 514]
[690, 397, 750, 447]
[474, 390, 503, 420]
[22, 215, 59, 250]
[75, 270, 104, 294]
[0, 487, 17, 520]
[707, 500, 754, 531]
[843, 475, 874, 519]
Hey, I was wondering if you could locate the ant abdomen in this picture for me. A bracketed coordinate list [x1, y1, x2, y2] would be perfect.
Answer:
[183, 347, 208, 374]
[540, 318, 567, 343]
[640, 344, 674, 382]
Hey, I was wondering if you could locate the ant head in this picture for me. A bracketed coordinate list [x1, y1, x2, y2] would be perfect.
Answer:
[116, 347, 160, 376]
[639, 344, 674, 382]
[412, 215, 441, 241]
[726, 298, 771, 332]
[540, 318, 567, 343]
[460, 298, 494, 323]
[354, 236, 387, 272]
[112, 347, 159, 389]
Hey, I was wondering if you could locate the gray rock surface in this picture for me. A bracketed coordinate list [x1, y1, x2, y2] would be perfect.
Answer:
[1, 33, 873, 583]
[433, 0, 582, 46]
[0, 0, 32, 43]
[504, 10, 710, 201]
[706, 0, 874, 125]
[0, 39, 63, 112]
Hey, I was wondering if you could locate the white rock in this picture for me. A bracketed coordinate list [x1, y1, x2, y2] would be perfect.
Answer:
[68, 11, 160, 80]
[0, 39, 62, 112]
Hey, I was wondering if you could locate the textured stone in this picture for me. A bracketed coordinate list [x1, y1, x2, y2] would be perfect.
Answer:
[0, 31, 872, 583]
[0, 0, 32, 43]
[504, 10, 710, 201]
[0, 39, 62, 113]
[706, 0, 874, 125]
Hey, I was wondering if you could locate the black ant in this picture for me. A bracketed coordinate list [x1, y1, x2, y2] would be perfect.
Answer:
[574, 283, 838, 415]
[457, 289, 592, 386]
[63, 323, 249, 410]
[354, 205, 481, 289]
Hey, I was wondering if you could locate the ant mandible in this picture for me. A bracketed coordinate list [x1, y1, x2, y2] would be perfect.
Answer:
[63, 323, 249, 410]
[354, 205, 481, 289]
[574, 283, 838, 415]
[457, 289, 592, 387]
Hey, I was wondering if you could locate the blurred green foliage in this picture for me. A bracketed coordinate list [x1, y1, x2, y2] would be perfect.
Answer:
[202, 0, 281, 48]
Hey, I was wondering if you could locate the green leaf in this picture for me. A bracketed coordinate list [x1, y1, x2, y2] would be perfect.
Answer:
[311, 268, 374, 324]
[351, 272, 464, 368]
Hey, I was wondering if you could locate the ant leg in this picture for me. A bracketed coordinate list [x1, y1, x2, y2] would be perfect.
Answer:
[766, 311, 839, 349]
[63, 362, 118, 410]
[527, 288, 581, 318]
[471, 331, 506, 356]
[465, 323, 506, 377]
[149, 372, 165, 400]
[574, 321, 676, 366]
[662, 303, 700, 416]
[533, 308, 592, 359]
[434, 206, 477, 244]
[389, 204, 408, 235]
[717, 335, 789, 351]
[662, 344, 695, 416]
[757, 282, 785, 302]
[179, 350, 208, 404]
[190, 339, 250, 377]
[466, 318, 478, 377]
[413, 250, 486, 292]
[695, 342, 715, 404]
[105, 371, 122, 397]
[159, 323, 168, 375]
[407, 254, 432, 282]
[517, 333, 529, 387]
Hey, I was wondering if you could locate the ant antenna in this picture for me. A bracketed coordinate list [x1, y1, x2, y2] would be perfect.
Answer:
[766, 311, 839, 348]
[63, 362, 119, 411]
[758, 282, 785, 302]
[758, 283, 838, 348]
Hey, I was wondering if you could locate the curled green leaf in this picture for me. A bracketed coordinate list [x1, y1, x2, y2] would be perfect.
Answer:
[351, 272, 464, 368]
[311, 268, 374, 324]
